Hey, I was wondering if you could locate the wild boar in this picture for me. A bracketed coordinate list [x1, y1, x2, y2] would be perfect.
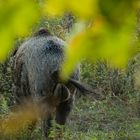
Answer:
[12, 28, 94, 138]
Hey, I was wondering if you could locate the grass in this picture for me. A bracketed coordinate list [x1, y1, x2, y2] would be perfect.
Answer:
[62, 94, 140, 140]
[1, 59, 140, 140]
[1, 94, 139, 140]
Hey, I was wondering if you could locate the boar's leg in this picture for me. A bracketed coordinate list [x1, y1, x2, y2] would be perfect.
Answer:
[42, 115, 53, 139]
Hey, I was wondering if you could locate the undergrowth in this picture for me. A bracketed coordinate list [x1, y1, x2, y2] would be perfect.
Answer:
[0, 59, 140, 140]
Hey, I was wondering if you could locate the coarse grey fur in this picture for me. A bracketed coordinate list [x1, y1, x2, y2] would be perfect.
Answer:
[12, 30, 81, 139]
[14, 36, 73, 98]
[12, 29, 96, 139]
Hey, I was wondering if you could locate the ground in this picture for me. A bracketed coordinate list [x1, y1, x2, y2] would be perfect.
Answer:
[0, 60, 140, 140]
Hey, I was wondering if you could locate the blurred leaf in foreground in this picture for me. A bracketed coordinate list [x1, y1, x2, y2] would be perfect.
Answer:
[44, 0, 97, 19]
[0, 0, 39, 61]
[44, 0, 138, 78]
[0, 100, 42, 137]
[61, 19, 135, 78]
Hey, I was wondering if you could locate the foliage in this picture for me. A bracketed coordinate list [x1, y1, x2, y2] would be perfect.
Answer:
[0, 1, 140, 139]
[0, 0, 140, 77]
[44, 0, 139, 78]
[81, 60, 136, 97]
[0, 100, 40, 138]
[0, 59, 13, 106]
[0, 0, 39, 61]
[0, 57, 140, 139]
[63, 95, 140, 140]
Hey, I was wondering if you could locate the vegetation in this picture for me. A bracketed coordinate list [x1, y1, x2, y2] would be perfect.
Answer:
[1, 59, 140, 139]
[0, 0, 140, 140]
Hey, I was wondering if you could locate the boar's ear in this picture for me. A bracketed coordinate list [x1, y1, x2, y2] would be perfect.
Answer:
[54, 84, 70, 102]
[34, 28, 51, 37]
[68, 78, 94, 94]
[51, 70, 97, 95]
[68, 79, 102, 99]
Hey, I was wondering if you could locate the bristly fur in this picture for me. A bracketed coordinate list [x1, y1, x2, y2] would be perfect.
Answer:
[12, 28, 98, 139]
[12, 28, 79, 138]
[34, 28, 51, 37]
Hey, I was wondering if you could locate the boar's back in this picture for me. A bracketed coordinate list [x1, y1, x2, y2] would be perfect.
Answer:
[14, 36, 69, 99]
